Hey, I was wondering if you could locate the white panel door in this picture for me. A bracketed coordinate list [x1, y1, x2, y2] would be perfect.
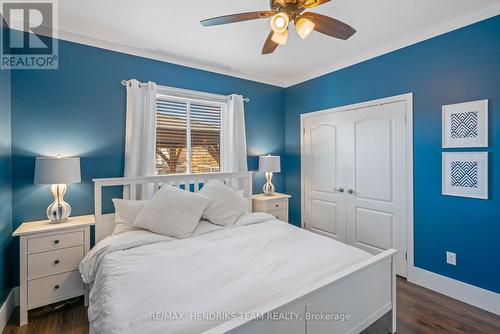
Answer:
[302, 97, 409, 278]
[303, 113, 347, 242]
[344, 101, 407, 277]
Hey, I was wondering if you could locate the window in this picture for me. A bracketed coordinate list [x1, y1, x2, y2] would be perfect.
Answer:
[155, 93, 225, 175]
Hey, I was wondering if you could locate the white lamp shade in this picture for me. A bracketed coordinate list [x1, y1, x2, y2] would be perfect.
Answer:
[34, 157, 81, 185]
[259, 155, 281, 173]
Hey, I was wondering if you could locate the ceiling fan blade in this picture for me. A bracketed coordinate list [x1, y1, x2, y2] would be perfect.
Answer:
[302, 12, 356, 40]
[271, 0, 286, 10]
[302, 0, 331, 9]
[262, 31, 279, 55]
[201, 11, 275, 27]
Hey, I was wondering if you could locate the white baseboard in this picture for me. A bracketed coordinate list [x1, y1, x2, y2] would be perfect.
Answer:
[0, 287, 20, 332]
[408, 267, 500, 315]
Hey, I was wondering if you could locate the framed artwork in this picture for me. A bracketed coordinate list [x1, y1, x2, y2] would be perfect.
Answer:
[442, 152, 488, 199]
[442, 100, 488, 148]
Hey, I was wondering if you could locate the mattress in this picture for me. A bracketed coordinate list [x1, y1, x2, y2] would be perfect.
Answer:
[80, 213, 371, 334]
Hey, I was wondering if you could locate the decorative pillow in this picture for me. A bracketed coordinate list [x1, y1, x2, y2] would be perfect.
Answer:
[113, 223, 138, 235]
[199, 179, 250, 226]
[112, 199, 148, 224]
[132, 185, 210, 238]
[111, 199, 148, 234]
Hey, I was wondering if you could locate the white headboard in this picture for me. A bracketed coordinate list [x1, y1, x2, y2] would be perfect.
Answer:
[93, 172, 253, 243]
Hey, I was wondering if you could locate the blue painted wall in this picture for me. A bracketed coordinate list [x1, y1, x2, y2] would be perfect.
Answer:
[10, 37, 285, 285]
[0, 27, 13, 304]
[284, 16, 500, 293]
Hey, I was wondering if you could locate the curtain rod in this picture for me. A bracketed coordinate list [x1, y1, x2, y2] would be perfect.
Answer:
[121, 80, 250, 102]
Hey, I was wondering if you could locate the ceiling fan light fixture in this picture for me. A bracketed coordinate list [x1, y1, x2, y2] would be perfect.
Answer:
[200, 1, 356, 55]
[295, 17, 315, 39]
[271, 30, 288, 45]
[270, 12, 289, 34]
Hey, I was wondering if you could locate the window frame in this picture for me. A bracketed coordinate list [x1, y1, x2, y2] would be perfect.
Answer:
[155, 89, 227, 175]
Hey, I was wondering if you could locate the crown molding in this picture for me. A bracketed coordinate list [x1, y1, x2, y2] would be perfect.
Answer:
[55, 30, 288, 88]
[283, 3, 500, 87]
[3, 21, 288, 88]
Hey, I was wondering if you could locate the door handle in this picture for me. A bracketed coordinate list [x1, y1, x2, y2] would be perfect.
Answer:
[347, 189, 356, 195]
[334, 188, 345, 193]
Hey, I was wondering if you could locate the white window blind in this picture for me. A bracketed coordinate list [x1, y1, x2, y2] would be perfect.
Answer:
[155, 94, 224, 175]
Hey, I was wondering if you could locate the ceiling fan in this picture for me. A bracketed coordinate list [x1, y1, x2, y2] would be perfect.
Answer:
[201, 0, 356, 55]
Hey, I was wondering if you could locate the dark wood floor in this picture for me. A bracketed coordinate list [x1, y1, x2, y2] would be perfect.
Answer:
[3, 278, 499, 334]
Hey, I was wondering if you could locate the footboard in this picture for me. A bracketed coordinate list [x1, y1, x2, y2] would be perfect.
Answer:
[205, 249, 397, 334]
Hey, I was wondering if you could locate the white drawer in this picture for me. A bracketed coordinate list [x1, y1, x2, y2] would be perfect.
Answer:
[27, 230, 84, 253]
[269, 209, 288, 222]
[263, 199, 287, 212]
[254, 199, 288, 212]
[28, 246, 84, 279]
[28, 271, 84, 307]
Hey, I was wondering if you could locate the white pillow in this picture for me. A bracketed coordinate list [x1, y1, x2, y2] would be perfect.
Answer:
[113, 223, 137, 235]
[112, 198, 148, 224]
[199, 180, 250, 226]
[111, 199, 148, 234]
[132, 185, 209, 238]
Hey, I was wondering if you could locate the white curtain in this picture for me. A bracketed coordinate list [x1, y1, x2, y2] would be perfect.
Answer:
[222, 94, 248, 173]
[123, 80, 157, 199]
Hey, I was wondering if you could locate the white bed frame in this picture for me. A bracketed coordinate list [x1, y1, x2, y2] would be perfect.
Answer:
[93, 172, 397, 334]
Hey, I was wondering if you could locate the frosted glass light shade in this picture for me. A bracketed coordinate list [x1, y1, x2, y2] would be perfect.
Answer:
[259, 155, 281, 173]
[271, 30, 288, 45]
[34, 157, 81, 185]
[270, 12, 289, 34]
[296, 17, 315, 39]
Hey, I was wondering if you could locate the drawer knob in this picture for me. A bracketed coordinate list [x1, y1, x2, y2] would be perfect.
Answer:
[54, 285, 60, 290]
[54, 259, 60, 265]
[54, 239, 60, 245]
[275, 204, 279, 208]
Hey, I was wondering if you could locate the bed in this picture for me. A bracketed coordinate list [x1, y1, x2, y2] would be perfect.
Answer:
[89, 172, 397, 334]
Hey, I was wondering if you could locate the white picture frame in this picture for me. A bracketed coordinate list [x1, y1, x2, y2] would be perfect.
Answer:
[442, 100, 488, 148]
[442, 152, 488, 199]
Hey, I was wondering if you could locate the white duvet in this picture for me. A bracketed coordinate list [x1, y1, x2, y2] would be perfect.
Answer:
[80, 213, 371, 334]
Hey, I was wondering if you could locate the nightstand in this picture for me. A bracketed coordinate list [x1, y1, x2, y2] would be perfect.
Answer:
[252, 193, 291, 223]
[12, 215, 94, 326]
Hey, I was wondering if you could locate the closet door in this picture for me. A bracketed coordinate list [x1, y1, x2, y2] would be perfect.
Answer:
[344, 102, 407, 276]
[303, 113, 348, 242]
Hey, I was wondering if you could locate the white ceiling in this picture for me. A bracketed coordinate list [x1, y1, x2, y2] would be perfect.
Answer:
[57, 0, 500, 87]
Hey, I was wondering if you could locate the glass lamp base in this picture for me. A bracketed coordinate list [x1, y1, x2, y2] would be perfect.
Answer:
[47, 184, 72, 223]
[263, 172, 275, 196]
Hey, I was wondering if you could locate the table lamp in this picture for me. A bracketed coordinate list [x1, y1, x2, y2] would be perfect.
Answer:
[259, 155, 281, 196]
[34, 156, 81, 223]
